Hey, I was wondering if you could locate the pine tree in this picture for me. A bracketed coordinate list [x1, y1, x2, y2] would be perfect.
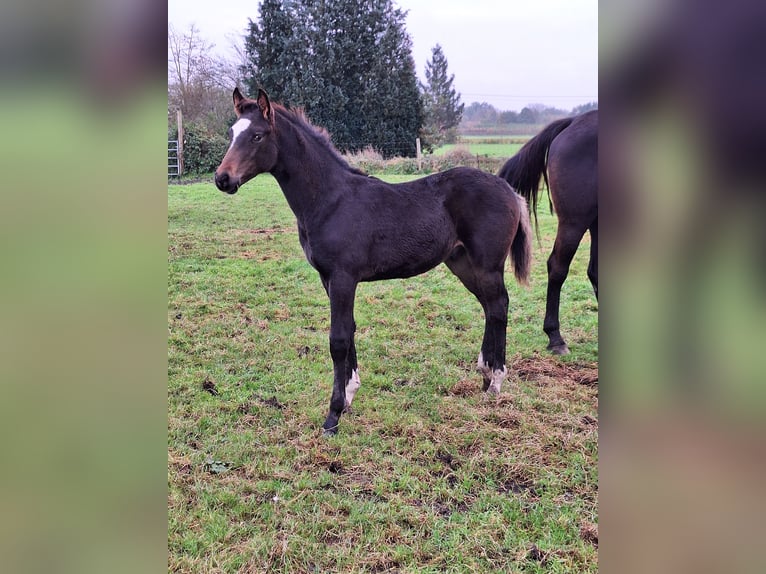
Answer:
[421, 44, 464, 150]
[241, 0, 423, 158]
[241, 0, 299, 101]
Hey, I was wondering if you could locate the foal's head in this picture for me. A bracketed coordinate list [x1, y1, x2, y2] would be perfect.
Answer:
[214, 88, 277, 194]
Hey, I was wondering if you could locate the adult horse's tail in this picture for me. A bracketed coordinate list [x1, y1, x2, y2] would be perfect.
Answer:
[498, 117, 575, 231]
[511, 193, 533, 286]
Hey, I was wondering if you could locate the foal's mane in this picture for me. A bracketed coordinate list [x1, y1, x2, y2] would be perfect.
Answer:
[271, 102, 367, 176]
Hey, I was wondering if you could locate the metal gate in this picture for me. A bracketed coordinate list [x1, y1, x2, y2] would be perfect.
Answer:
[168, 140, 180, 177]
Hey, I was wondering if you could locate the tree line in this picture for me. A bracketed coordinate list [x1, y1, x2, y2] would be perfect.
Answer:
[242, 0, 424, 157]
[463, 101, 598, 127]
[170, 2, 467, 170]
[168, 1, 594, 173]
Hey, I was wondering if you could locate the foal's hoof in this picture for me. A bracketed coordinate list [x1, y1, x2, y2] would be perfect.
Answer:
[322, 420, 339, 438]
[548, 343, 570, 355]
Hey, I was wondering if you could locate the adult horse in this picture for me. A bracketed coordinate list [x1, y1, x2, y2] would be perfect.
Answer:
[498, 110, 598, 355]
[215, 88, 532, 435]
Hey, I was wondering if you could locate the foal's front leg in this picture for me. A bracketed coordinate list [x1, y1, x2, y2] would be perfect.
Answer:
[345, 330, 360, 411]
[323, 274, 358, 435]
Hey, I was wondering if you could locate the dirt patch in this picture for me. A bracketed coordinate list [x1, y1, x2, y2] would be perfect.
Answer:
[201, 378, 219, 396]
[499, 475, 539, 497]
[580, 522, 599, 546]
[512, 355, 598, 386]
[234, 227, 294, 259]
[238, 251, 276, 261]
[446, 379, 479, 397]
[581, 415, 598, 428]
[168, 452, 193, 475]
[431, 500, 470, 518]
[410, 498, 471, 520]
[485, 410, 522, 429]
[448, 356, 597, 397]
[297, 345, 314, 357]
[527, 543, 550, 564]
[435, 449, 459, 470]
[259, 396, 285, 410]
[233, 227, 292, 240]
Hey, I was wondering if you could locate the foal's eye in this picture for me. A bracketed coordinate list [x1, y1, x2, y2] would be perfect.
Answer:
[253, 134, 263, 142]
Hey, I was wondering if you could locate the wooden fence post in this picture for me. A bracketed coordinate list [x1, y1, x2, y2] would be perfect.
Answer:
[177, 109, 184, 176]
[416, 138, 422, 171]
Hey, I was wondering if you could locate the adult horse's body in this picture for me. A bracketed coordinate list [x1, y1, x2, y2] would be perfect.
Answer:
[498, 110, 598, 355]
[215, 88, 532, 434]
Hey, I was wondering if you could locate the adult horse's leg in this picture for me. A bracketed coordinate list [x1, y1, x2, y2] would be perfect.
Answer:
[323, 273, 358, 435]
[588, 218, 598, 299]
[445, 246, 509, 394]
[544, 221, 588, 355]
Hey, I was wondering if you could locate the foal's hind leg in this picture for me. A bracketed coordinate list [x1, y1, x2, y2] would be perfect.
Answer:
[445, 246, 509, 394]
[544, 221, 588, 355]
[344, 324, 361, 411]
[478, 277, 510, 395]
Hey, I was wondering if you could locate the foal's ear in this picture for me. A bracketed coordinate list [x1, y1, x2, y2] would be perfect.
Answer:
[257, 89, 272, 121]
[233, 87, 245, 116]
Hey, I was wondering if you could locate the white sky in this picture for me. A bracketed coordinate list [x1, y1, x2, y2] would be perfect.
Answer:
[168, 0, 597, 112]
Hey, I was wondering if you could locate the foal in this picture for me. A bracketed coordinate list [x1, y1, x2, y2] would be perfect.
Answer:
[215, 88, 531, 434]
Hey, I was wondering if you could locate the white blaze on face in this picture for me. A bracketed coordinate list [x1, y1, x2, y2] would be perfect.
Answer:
[229, 118, 252, 149]
[345, 369, 361, 409]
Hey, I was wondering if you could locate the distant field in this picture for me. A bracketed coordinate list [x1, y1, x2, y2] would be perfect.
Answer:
[433, 139, 527, 159]
[168, 175, 598, 572]
[459, 123, 547, 137]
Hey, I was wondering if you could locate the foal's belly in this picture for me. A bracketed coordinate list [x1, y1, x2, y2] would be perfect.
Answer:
[360, 230, 456, 281]
[300, 209, 458, 282]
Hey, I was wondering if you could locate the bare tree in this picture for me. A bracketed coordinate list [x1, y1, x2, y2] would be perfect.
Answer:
[220, 31, 249, 89]
[168, 24, 240, 134]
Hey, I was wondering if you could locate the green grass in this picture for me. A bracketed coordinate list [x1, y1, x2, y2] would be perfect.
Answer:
[433, 137, 531, 159]
[433, 142, 522, 159]
[168, 174, 598, 572]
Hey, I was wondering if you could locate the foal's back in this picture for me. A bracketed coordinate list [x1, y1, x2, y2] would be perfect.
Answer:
[320, 167, 520, 282]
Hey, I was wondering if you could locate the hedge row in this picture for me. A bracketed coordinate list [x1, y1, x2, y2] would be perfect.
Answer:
[169, 131, 505, 178]
[170, 123, 228, 176]
[345, 147, 504, 175]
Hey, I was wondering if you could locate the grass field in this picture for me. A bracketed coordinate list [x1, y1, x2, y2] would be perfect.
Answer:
[168, 174, 598, 572]
[432, 138, 528, 159]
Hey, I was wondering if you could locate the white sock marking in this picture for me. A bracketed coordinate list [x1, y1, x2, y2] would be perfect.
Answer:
[487, 365, 507, 394]
[478, 351, 507, 394]
[478, 351, 490, 376]
[345, 369, 361, 408]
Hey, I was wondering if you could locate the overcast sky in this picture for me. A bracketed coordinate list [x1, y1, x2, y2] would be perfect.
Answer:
[168, 0, 597, 112]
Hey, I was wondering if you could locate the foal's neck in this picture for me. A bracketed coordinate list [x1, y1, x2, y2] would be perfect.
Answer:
[270, 112, 352, 222]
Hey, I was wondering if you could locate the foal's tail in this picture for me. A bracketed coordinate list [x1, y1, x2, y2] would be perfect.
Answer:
[510, 193, 533, 286]
[497, 116, 575, 232]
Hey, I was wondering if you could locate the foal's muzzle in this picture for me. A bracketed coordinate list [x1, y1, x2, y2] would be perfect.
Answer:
[214, 170, 239, 194]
